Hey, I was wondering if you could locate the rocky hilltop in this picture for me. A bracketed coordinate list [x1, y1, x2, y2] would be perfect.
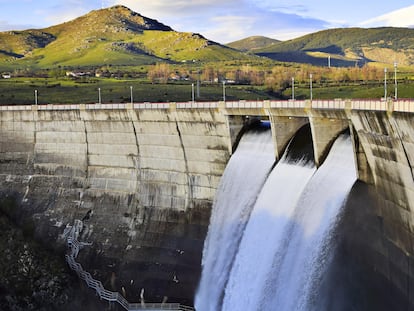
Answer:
[0, 5, 246, 67]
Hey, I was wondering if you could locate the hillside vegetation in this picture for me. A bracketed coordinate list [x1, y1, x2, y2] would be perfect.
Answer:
[1, 7, 414, 70]
[252, 28, 414, 67]
[0, 5, 249, 70]
[1, 6, 414, 104]
[226, 36, 281, 52]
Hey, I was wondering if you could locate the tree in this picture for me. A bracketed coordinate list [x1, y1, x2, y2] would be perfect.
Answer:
[147, 63, 170, 83]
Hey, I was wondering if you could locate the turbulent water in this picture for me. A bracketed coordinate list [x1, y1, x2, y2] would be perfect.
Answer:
[196, 128, 357, 311]
[196, 128, 275, 311]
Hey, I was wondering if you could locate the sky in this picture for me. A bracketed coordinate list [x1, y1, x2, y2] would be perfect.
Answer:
[0, 0, 413, 43]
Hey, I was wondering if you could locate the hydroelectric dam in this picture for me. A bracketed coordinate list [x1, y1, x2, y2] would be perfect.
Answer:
[0, 99, 413, 310]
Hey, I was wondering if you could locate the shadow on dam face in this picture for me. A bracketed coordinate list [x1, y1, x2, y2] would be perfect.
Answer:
[316, 180, 413, 311]
[282, 123, 314, 166]
[235, 118, 315, 166]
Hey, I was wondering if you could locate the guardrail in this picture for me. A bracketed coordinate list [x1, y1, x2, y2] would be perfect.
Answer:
[0, 99, 413, 113]
[269, 100, 306, 109]
[62, 220, 195, 311]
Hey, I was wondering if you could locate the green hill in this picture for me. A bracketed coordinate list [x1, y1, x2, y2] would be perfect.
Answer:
[2, 8, 414, 70]
[0, 5, 250, 70]
[226, 36, 281, 52]
[254, 27, 414, 67]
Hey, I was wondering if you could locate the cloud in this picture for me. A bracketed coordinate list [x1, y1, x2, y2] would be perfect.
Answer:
[204, 15, 257, 43]
[110, 0, 330, 42]
[249, 0, 308, 14]
[0, 20, 36, 31]
[360, 5, 414, 28]
[111, 0, 241, 17]
[206, 10, 328, 42]
[42, 1, 99, 25]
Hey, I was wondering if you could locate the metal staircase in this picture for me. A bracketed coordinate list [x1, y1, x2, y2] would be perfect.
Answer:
[62, 220, 194, 311]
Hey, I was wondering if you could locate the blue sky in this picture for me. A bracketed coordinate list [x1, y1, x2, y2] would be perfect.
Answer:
[0, 0, 413, 43]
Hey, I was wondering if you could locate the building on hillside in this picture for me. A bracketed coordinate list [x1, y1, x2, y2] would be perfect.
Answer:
[66, 71, 92, 78]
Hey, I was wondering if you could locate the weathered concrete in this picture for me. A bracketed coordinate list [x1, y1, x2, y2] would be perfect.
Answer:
[1, 100, 414, 308]
[0, 106, 230, 304]
[268, 115, 308, 160]
[343, 111, 414, 309]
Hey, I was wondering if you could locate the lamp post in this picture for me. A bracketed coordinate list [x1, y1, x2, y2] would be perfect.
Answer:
[291, 77, 295, 100]
[223, 80, 226, 102]
[130, 86, 133, 104]
[394, 62, 398, 100]
[98, 87, 101, 104]
[191, 83, 195, 103]
[34, 89, 38, 105]
[310, 73, 313, 101]
[197, 71, 200, 98]
[384, 68, 387, 100]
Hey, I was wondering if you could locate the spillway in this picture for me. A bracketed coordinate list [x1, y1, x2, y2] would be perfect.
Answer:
[196, 127, 275, 311]
[196, 128, 357, 311]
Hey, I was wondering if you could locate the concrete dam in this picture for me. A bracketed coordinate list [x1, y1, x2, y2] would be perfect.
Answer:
[0, 99, 414, 309]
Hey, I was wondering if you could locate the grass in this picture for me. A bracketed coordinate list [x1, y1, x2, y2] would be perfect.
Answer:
[1, 76, 414, 105]
[284, 80, 414, 100]
[0, 77, 276, 105]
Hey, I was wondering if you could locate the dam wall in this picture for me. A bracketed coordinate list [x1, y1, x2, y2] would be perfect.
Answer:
[343, 110, 414, 309]
[1, 99, 414, 307]
[0, 103, 230, 304]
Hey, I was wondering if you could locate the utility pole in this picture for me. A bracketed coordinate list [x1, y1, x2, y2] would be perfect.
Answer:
[310, 73, 313, 101]
[384, 68, 387, 100]
[291, 77, 295, 100]
[98, 87, 101, 104]
[394, 62, 398, 100]
[197, 70, 200, 98]
[34, 89, 38, 105]
[130, 86, 133, 104]
[223, 81, 226, 102]
[191, 83, 195, 103]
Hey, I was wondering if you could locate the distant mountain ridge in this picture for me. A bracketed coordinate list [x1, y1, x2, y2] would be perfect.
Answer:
[226, 36, 281, 52]
[238, 27, 414, 67]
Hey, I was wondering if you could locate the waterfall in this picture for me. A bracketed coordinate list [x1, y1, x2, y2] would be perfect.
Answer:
[196, 129, 357, 311]
[196, 126, 275, 311]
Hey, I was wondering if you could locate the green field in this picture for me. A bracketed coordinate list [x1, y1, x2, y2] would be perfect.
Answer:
[1, 77, 413, 105]
[283, 80, 414, 100]
[0, 77, 277, 105]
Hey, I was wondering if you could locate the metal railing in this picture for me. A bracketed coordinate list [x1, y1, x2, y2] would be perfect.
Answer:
[62, 220, 195, 311]
[1, 99, 414, 113]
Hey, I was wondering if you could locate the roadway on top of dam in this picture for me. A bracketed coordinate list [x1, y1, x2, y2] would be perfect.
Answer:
[1, 99, 413, 115]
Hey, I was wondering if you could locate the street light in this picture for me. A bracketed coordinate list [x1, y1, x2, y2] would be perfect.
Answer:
[384, 68, 387, 100]
[191, 83, 195, 103]
[98, 87, 101, 104]
[310, 73, 313, 101]
[394, 62, 398, 100]
[34, 89, 38, 105]
[223, 80, 226, 102]
[130, 86, 133, 104]
[291, 77, 295, 100]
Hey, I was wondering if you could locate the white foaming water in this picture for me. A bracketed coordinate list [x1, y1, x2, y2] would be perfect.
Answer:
[262, 134, 357, 311]
[195, 129, 275, 311]
[197, 132, 357, 311]
[222, 158, 316, 310]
